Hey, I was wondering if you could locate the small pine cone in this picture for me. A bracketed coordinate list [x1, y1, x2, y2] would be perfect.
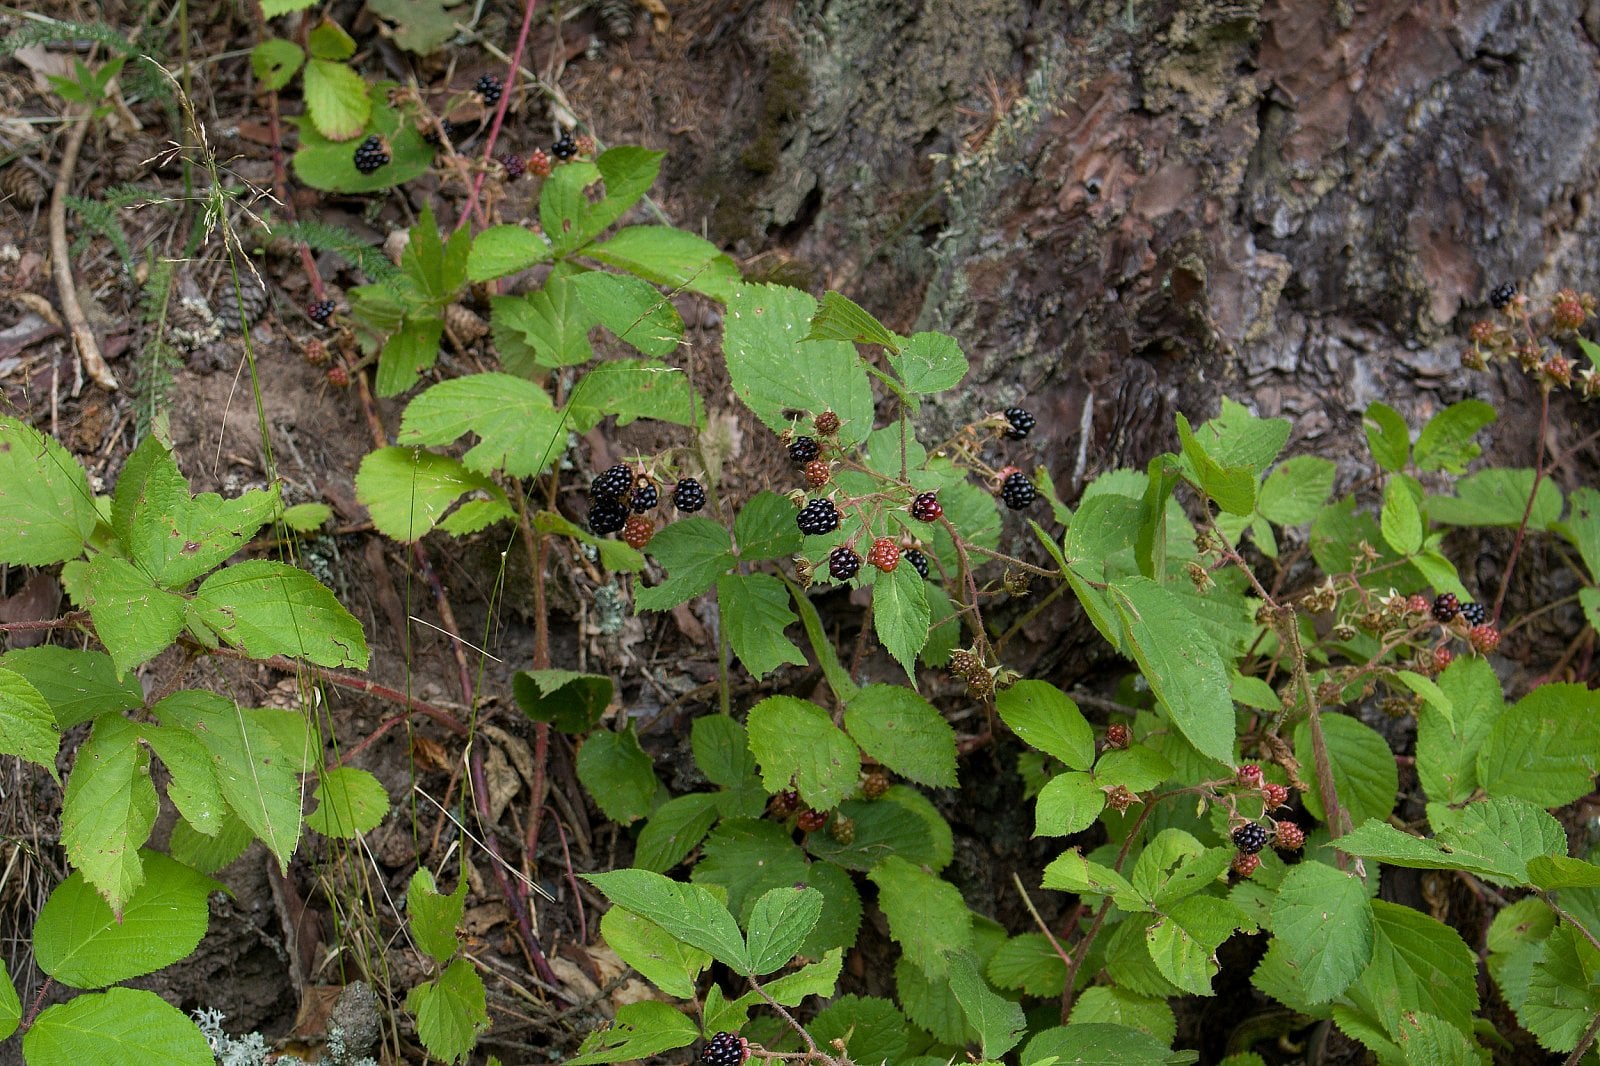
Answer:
[1274, 822, 1306, 851]
[1432, 646, 1453, 674]
[0, 163, 48, 208]
[303, 339, 329, 366]
[861, 770, 890, 799]
[1104, 785, 1138, 813]
[622, 515, 655, 549]
[828, 815, 856, 844]
[1468, 624, 1501, 654]
[947, 649, 982, 679]
[814, 410, 841, 435]
[803, 459, 831, 488]
[444, 302, 489, 342]
[795, 809, 827, 833]
[1231, 852, 1261, 878]
[1236, 764, 1264, 788]
[1261, 782, 1291, 810]
[768, 790, 800, 819]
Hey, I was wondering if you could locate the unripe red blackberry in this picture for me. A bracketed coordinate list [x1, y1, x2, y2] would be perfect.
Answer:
[303, 339, 329, 366]
[307, 299, 335, 324]
[575, 133, 597, 158]
[1104, 723, 1130, 749]
[904, 547, 930, 579]
[803, 459, 831, 488]
[1468, 624, 1500, 654]
[700, 1031, 749, 1066]
[828, 546, 861, 581]
[796, 497, 841, 536]
[861, 770, 890, 799]
[1105, 785, 1137, 812]
[947, 649, 982, 678]
[1431, 593, 1460, 622]
[527, 148, 552, 178]
[1231, 822, 1269, 854]
[591, 464, 634, 501]
[866, 537, 900, 572]
[796, 809, 827, 833]
[587, 498, 628, 535]
[1406, 594, 1431, 616]
[673, 478, 706, 512]
[326, 365, 349, 388]
[629, 476, 658, 513]
[909, 491, 942, 522]
[1000, 471, 1037, 509]
[1231, 852, 1261, 878]
[622, 515, 654, 548]
[352, 135, 390, 174]
[1489, 282, 1517, 310]
[1432, 646, 1453, 674]
[768, 790, 800, 819]
[1274, 822, 1306, 851]
[1002, 406, 1036, 439]
[788, 435, 820, 463]
[1261, 782, 1290, 809]
[1236, 764, 1263, 788]
[814, 410, 841, 435]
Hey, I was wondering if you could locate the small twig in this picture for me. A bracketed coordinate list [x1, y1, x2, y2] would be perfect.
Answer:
[1493, 384, 1552, 625]
[1565, 1011, 1600, 1066]
[49, 109, 117, 392]
[455, 0, 541, 231]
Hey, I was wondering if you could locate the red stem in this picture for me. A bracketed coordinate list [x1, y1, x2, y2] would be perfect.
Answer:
[454, 0, 541, 231]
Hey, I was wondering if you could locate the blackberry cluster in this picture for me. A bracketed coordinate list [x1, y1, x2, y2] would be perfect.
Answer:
[353, 135, 390, 174]
[815, 410, 841, 435]
[552, 130, 578, 160]
[1274, 823, 1306, 851]
[796, 498, 841, 536]
[527, 148, 553, 178]
[422, 118, 456, 147]
[867, 538, 900, 573]
[1431, 593, 1460, 623]
[622, 515, 654, 548]
[1003, 407, 1035, 440]
[475, 73, 503, 106]
[700, 1032, 748, 1066]
[1232, 823, 1269, 855]
[1000, 472, 1037, 509]
[788, 436, 820, 463]
[828, 547, 861, 581]
[1459, 601, 1489, 626]
[592, 464, 634, 501]
[1490, 282, 1518, 310]
[904, 548, 929, 579]
[630, 477, 658, 513]
[910, 491, 942, 522]
[307, 299, 335, 325]
[673, 478, 706, 512]
[587, 498, 628, 535]
[803, 459, 831, 488]
[796, 809, 827, 833]
[500, 153, 526, 179]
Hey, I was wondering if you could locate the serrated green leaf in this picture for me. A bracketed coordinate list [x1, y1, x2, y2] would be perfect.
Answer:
[262, 0, 318, 13]
[168, 815, 252, 875]
[1475, 682, 1600, 807]
[302, 58, 369, 140]
[1363, 402, 1410, 472]
[872, 564, 929, 679]
[374, 315, 444, 396]
[896, 954, 974, 1045]
[1040, 848, 1136, 899]
[1146, 894, 1249, 995]
[843, 685, 957, 788]
[1429, 467, 1563, 528]
[1516, 924, 1600, 1052]
[576, 728, 657, 824]
[406, 957, 487, 1064]
[355, 447, 504, 542]
[35, 852, 216, 989]
[138, 725, 225, 834]
[634, 518, 733, 611]
[724, 284, 874, 446]
[154, 691, 303, 872]
[490, 279, 596, 372]
[869, 856, 972, 979]
[892, 332, 967, 394]
[598, 907, 710, 998]
[746, 885, 823, 974]
[987, 933, 1067, 997]
[995, 680, 1095, 769]
[690, 714, 756, 787]
[1258, 455, 1336, 526]
[366, 0, 464, 53]
[0, 416, 99, 566]
[717, 573, 806, 678]
[307, 767, 389, 838]
[1033, 771, 1105, 836]
[1347, 899, 1478, 1034]
[1270, 862, 1373, 1003]
[1175, 412, 1258, 516]
[306, 18, 356, 59]
[0, 668, 59, 780]
[797, 862, 861, 958]
[809, 996, 911, 1066]
[746, 696, 860, 811]
[566, 358, 704, 429]
[1068, 986, 1176, 1044]
[467, 224, 552, 282]
[1417, 655, 1503, 805]
[1293, 713, 1398, 829]
[0, 648, 142, 730]
[250, 39, 302, 91]
[280, 501, 332, 533]
[805, 291, 900, 348]
[511, 669, 612, 734]
[408, 868, 467, 965]
[691, 818, 809, 925]
[1340, 797, 1565, 885]
[1380, 478, 1423, 555]
[1414, 399, 1496, 474]
[192, 560, 368, 668]
[398, 373, 565, 478]
[947, 948, 1025, 1060]
[1526, 854, 1600, 889]
[70, 555, 186, 678]
[1112, 576, 1235, 765]
[586, 225, 740, 301]
[732, 490, 803, 561]
[634, 793, 720, 873]
[1021, 1022, 1177, 1066]
[291, 113, 432, 193]
[565, 1000, 699, 1065]
[569, 270, 684, 357]
[584, 869, 751, 972]
[23, 987, 213, 1066]
[61, 715, 156, 913]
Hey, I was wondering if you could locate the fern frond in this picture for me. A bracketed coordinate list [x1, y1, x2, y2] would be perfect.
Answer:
[65, 194, 133, 264]
[271, 218, 402, 285]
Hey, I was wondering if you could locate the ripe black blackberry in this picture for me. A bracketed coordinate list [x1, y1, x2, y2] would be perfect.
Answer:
[1000, 471, 1037, 509]
[474, 73, 503, 106]
[422, 118, 456, 147]
[352, 135, 390, 174]
[673, 478, 706, 512]
[1459, 601, 1488, 626]
[909, 491, 942, 522]
[828, 546, 861, 581]
[1231, 822, 1269, 855]
[787, 436, 820, 464]
[307, 299, 335, 325]
[587, 498, 628, 535]
[499, 152, 526, 179]
[1489, 282, 1517, 310]
[630, 477, 658, 513]
[591, 464, 634, 501]
[1431, 593, 1461, 623]
[1003, 407, 1035, 440]
[796, 497, 841, 536]
[700, 1032, 748, 1066]
[552, 130, 578, 160]
[904, 548, 929, 579]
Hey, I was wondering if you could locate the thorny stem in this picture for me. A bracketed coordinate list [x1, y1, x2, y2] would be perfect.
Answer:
[454, 0, 540, 231]
[1493, 384, 1551, 625]
[746, 978, 843, 1066]
[1565, 1011, 1600, 1066]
